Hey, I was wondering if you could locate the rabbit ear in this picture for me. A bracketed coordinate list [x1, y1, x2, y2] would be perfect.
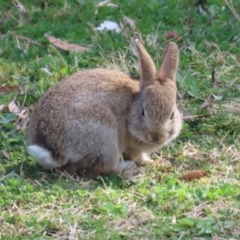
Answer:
[135, 39, 156, 88]
[158, 42, 179, 82]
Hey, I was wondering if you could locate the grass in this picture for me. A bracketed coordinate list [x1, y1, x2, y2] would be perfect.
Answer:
[0, 0, 240, 239]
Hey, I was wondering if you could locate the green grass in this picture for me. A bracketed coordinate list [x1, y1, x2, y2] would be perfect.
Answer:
[0, 0, 240, 239]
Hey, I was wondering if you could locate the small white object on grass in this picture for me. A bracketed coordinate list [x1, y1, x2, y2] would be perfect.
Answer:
[96, 20, 122, 33]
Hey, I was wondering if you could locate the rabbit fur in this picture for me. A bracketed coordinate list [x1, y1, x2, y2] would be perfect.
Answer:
[27, 39, 182, 178]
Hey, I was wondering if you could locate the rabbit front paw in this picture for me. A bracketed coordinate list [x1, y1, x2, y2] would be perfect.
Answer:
[113, 160, 139, 179]
[134, 153, 153, 166]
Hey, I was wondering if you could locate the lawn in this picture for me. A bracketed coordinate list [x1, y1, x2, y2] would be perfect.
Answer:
[0, 0, 240, 239]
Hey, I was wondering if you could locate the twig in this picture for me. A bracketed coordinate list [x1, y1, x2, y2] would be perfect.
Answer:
[225, 0, 240, 22]
[12, 83, 27, 103]
[20, 84, 29, 110]
[0, 171, 14, 182]
[211, 67, 221, 87]
[182, 114, 210, 120]
[9, 31, 42, 46]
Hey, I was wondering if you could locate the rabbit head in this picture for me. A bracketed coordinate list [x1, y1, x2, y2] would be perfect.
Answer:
[128, 40, 182, 147]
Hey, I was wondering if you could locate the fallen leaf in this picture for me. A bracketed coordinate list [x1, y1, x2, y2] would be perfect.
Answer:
[18, 108, 28, 119]
[200, 94, 222, 110]
[0, 86, 19, 95]
[179, 171, 208, 181]
[44, 34, 89, 52]
[7, 101, 28, 119]
[165, 31, 182, 41]
[2, 150, 10, 159]
[200, 99, 215, 109]
[0, 84, 29, 130]
[8, 101, 20, 113]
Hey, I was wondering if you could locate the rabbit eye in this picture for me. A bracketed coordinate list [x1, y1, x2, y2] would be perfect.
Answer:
[141, 109, 145, 117]
[170, 112, 174, 120]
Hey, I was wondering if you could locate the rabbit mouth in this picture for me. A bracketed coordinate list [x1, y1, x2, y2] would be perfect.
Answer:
[146, 133, 161, 143]
[142, 132, 168, 145]
[130, 128, 166, 145]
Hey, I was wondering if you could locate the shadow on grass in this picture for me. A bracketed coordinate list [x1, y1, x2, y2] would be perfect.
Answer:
[3, 160, 51, 179]
[2, 159, 130, 191]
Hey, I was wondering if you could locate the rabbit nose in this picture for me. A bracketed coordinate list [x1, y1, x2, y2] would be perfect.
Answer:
[147, 133, 160, 143]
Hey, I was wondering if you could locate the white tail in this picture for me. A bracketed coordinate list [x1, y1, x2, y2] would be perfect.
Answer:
[27, 145, 60, 168]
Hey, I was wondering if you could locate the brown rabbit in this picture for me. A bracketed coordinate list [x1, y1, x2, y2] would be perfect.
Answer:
[27, 39, 182, 178]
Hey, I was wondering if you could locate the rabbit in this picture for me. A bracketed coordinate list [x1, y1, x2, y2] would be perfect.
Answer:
[27, 39, 182, 178]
